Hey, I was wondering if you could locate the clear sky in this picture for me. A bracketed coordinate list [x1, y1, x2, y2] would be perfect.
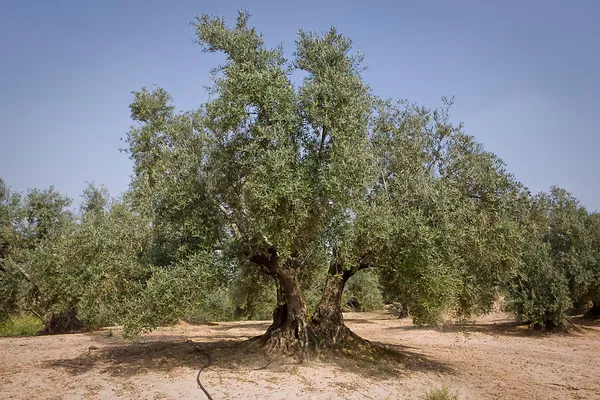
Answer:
[1, 0, 598, 211]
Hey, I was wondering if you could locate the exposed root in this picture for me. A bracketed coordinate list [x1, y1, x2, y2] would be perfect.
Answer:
[251, 321, 381, 364]
[251, 327, 307, 359]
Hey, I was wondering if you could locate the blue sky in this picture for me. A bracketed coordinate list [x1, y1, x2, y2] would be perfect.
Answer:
[1, 0, 598, 211]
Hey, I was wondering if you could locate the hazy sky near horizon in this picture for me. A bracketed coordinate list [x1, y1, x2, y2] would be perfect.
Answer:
[1, 0, 598, 211]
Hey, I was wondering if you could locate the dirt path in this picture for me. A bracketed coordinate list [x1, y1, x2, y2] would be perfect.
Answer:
[1, 312, 598, 399]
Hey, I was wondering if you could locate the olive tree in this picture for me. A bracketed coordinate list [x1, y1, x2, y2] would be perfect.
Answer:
[376, 100, 526, 324]
[583, 212, 600, 317]
[0, 178, 22, 321]
[122, 12, 529, 354]
[0, 184, 79, 331]
[505, 187, 596, 328]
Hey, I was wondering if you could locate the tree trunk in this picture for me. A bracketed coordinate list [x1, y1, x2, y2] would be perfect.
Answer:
[251, 247, 371, 355]
[309, 263, 356, 346]
[261, 266, 310, 355]
[397, 303, 410, 318]
[37, 307, 85, 335]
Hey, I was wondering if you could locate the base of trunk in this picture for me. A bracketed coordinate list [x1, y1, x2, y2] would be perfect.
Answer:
[532, 318, 569, 332]
[253, 319, 373, 360]
[583, 304, 600, 319]
[260, 322, 309, 355]
[37, 309, 85, 335]
[397, 304, 410, 319]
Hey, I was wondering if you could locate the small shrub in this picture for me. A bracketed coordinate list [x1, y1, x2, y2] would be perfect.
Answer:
[425, 386, 459, 400]
[0, 315, 43, 337]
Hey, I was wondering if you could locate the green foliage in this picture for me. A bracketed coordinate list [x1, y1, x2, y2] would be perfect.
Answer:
[0, 185, 76, 325]
[584, 212, 600, 306]
[0, 266, 19, 322]
[424, 386, 459, 400]
[376, 99, 526, 324]
[229, 263, 277, 320]
[343, 269, 383, 312]
[0, 179, 22, 321]
[0, 315, 43, 337]
[18, 186, 74, 244]
[117, 251, 239, 336]
[80, 182, 110, 216]
[504, 188, 597, 328]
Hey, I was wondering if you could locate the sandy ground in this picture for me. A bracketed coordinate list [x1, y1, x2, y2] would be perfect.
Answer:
[1, 311, 599, 400]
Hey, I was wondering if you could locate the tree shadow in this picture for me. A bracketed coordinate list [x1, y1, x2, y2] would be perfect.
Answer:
[386, 320, 553, 338]
[566, 316, 600, 336]
[210, 322, 271, 331]
[341, 318, 376, 325]
[386, 317, 600, 338]
[569, 315, 600, 327]
[176, 320, 221, 326]
[319, 338, 453, 380]
[47, 329, 451, 382]
[47, 337, 270, 378]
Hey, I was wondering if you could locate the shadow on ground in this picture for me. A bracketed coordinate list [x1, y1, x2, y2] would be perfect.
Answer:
[569, 315, 600, 327]
[210, 322, 271, 332]
[324, 338, 453, 379]
[386, 316, 600, 338]
[47, 330, 452, 381]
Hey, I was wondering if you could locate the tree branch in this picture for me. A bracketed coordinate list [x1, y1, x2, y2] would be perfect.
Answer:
[248, 246, 279, 275]
[318, 125, 328, 157]
[25, 308, 47, 330]
[217, 203, 242, 239]
[16, 265, 34, 285]
[380, 168, 390, 200]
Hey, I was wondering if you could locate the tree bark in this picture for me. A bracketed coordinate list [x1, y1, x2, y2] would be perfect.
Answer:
[250, 249, 310, 354]
[37, 307, 85, 335]
[309, 261, 370, 346]
[251, 246, 372, 354]
[262, 266, 310, 353]
[311, 265, 353, 334]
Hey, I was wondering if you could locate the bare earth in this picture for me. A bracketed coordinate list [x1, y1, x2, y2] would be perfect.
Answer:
[1, 311, 598, 400]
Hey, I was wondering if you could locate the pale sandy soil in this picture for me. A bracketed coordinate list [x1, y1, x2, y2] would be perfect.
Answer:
[1, 311, 599, 399]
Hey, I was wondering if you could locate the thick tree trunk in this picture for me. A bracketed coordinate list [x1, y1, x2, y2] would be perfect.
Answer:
[257, 262, 310, 355]
[310, 264, 353, 345]
[397, 303, 410, 318]
[37, 307, 85, 335]
[251, 247, 371, 355]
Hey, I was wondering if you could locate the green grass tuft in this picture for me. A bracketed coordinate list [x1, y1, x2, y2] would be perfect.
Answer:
[0, 315, 43, 337]
[425, 386, 459, 400]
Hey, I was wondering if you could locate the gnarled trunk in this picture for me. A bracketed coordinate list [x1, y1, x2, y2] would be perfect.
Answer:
[250, 247, 310, 355]
[262, 266, 310, 354]
[310, 265, 353, 345]
[37, 307, 84, 335]
[252, 247, 370, 355]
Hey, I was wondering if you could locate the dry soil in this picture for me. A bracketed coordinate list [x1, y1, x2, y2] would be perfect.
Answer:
[1, 311, 598, 399]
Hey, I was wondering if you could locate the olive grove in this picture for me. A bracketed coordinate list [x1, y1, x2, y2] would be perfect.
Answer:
[1, 13, 599, 355]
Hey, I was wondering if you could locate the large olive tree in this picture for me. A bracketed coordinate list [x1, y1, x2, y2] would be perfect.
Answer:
[124, 12, 528, 353]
